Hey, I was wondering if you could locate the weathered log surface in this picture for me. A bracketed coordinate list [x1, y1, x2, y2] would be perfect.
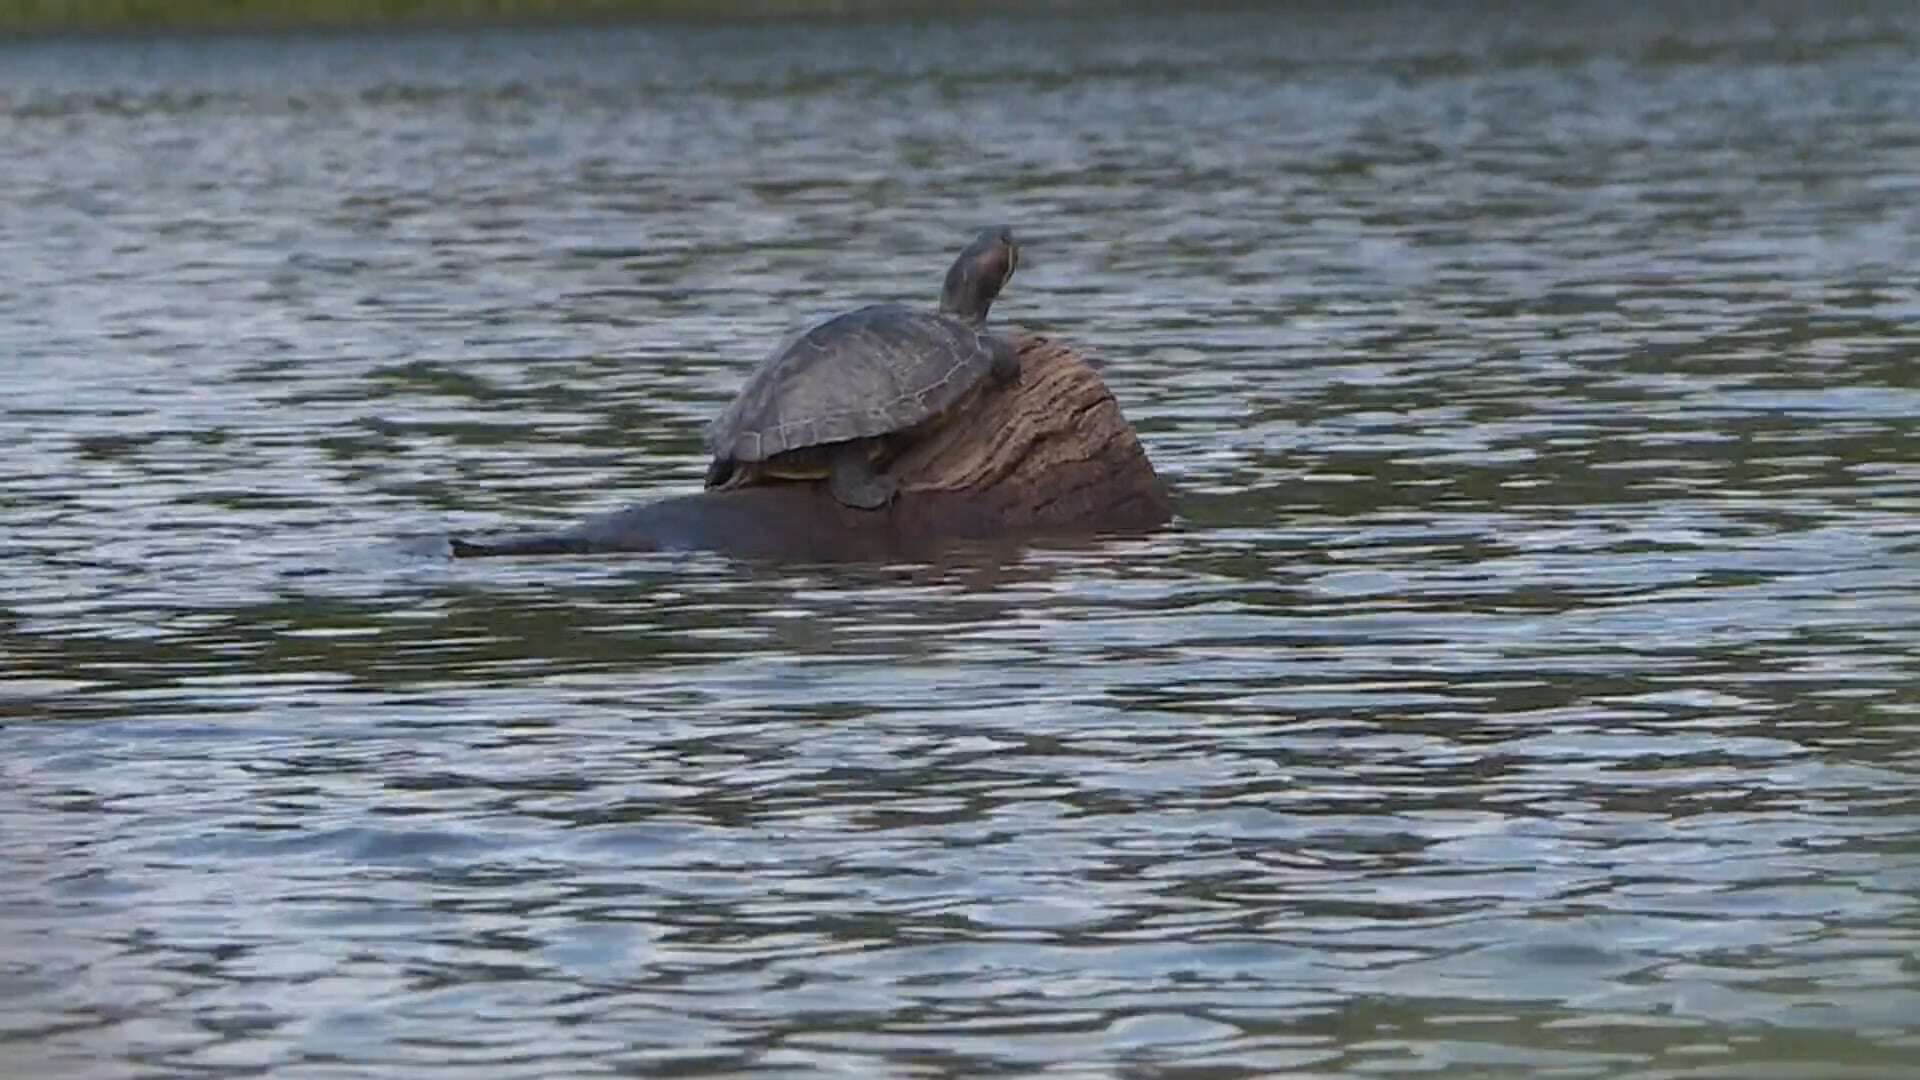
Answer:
[449, 332, 1168, 560]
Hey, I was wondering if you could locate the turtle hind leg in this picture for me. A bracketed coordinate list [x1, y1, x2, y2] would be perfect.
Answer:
[988, 335, 1021, 384]
[827, 441, 897, 510]
[705, 457, 734, 490]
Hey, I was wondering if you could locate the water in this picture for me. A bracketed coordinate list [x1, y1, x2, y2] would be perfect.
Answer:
[4, 3, 1919, 1076]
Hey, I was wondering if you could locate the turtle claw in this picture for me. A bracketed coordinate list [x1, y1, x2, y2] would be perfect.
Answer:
[828, 442, 897, 511]
[833, 471, 897, 511]
[989, 337, 1022, 385]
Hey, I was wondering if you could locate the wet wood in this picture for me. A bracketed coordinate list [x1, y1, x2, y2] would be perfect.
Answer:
[449, 331, 1170, 560]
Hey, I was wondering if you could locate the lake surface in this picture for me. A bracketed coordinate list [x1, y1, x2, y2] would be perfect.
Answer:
[4, 3, 1919, 1076]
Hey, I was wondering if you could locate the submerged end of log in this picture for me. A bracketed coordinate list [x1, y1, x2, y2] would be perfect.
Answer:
[449, 332, 1169, 559]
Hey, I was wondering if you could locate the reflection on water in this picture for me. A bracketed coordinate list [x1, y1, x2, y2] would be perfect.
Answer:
[4, 3, 1919, 1076]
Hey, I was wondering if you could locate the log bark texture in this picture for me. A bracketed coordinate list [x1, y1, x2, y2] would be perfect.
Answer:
[449, 332, 1168, 560]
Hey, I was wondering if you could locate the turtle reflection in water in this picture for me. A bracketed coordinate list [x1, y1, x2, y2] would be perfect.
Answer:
[703, 226, 1023, 510]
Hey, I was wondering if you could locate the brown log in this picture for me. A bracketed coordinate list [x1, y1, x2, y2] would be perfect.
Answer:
[449, 332, 1169, 559]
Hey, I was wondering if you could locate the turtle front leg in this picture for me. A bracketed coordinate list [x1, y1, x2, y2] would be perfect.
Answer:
[988, 335, 1022, 384]
[827, 441, 897, 510]
[704, 457, 735, 490]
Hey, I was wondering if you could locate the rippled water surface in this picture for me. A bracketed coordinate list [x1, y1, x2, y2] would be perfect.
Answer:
[5, 3, 1920, 1076]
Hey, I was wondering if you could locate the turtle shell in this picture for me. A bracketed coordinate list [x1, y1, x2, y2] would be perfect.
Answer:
[705, 303, 1001, 464]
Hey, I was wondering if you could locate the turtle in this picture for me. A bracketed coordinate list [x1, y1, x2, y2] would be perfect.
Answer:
[702, 225, 1023, 510]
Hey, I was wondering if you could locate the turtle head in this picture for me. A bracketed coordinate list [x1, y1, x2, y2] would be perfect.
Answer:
[938, 225, 1018, 324]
